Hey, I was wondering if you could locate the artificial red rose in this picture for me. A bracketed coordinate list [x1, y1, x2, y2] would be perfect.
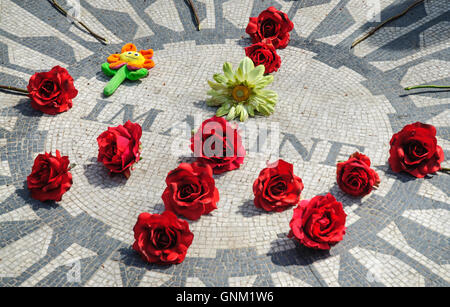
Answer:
[162, 162, 219, 220]
[27, 150, 72, 202]
[336, 152, 380, 197]
[388, 122, 444, 178]
[288, 193, 346, 250]
[27, 66, 78, 115]
[245, 42, 281, 74]
[190, 116, 245, 174]
[246, 6, 294, 49]
[132, 211, 194, 265]
[253, 159, 303, 212]
[97, 120, 142, 178]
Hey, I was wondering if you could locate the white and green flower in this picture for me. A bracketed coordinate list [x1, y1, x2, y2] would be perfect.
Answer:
[207, 57, 278, 122]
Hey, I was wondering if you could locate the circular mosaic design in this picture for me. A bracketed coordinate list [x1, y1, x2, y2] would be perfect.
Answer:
[0, 0, 448, 287]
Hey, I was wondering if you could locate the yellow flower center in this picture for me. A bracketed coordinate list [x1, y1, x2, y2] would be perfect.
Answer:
[232, 85, 250, 102]
[119, 51, 145, 66]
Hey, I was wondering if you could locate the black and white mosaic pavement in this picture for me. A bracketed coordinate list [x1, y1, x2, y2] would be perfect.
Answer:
[0, 0, 449, 287]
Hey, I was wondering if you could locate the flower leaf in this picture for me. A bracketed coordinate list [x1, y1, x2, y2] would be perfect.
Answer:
[239, 57, 255, 79]
[236, 104, 248, 122]
[207, 94, 232, 106]
[213, 73, 227, 84]
[226, 106, 236, 120]
[127, 68, 149, 80]
[256, 89, 278, 103]
[247, 65, 265, 83]
[257, 104, 272, 116]
[254, 75, 274, 89]
[101, 63, 116, 76]
[216, 103, 232, 117]
[245, 104, 255, 117]
[223, 62, 234, 81]
[208, 80, 228, 91]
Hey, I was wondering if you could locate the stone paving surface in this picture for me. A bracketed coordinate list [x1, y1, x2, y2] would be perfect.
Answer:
[0, 0, 449, 287]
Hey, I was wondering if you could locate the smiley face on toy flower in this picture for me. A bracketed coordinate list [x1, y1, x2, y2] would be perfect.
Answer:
[107, 43, 155, 71]
[120, 50, 144, 64]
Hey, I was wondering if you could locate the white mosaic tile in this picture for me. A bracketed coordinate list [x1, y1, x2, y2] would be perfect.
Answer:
[0, 225, 52, 278]
[292, 0, 340, 38]
[0, 185, 15, 203]
[0, 0, 93, 62]
[0, 160, 11, 177]
[139, 271, 173, 287]
[0, 205, 39, 223]
[313, 255, 341, 287]
[271, 271, 312, 287]
[318, 0, 392, 46]
[400, 59, 450, 88]
[85, 259, 123, 287]
[197, 0, 216, 29]
[21, 243, 97, 287]
[402, 209, 450, 237]
[349, 246, 426, 287]
[0, 115, 17, 132]
[145, 0, 184, 32]
[355, 2, 450, 58]
[185, 277, 206, 287]
[377, 222, 449, 283]
[223, 0, 253, 29]
[86, 0, 154, 39]
[228, 275, 257, 287]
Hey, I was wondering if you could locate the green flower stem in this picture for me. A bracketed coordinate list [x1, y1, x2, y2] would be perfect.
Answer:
[104, 65, 127, 96]
[404, 85, 450, 90]
[0, 85, 29, 95]
[440, 167, 450, 174]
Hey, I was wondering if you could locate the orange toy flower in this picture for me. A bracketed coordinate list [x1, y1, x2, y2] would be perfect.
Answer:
[107, 43, 155, 71]
[101, 43, 155, 96]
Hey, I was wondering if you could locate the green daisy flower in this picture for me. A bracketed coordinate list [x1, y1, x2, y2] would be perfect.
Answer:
[207, 57, 278, 122]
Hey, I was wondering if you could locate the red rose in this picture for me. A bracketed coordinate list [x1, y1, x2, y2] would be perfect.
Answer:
[246, 6, 294, 49]
[190, 116, 245, 174]
[336, 152, 380, 197]
[388, 122, 444, 178]
[288, 193, 346, 250]
[162, 162, 219, 220]
[27, 150, 72, 202]
[132, 211, 194, 265]
[245, 42, 281, 74]
[27, 66, 78, 115]
[97, 120, 142, 178]
[253, 159, 303, 212]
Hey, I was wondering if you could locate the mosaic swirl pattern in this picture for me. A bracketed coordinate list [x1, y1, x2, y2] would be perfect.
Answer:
[0, 0, 449, 287]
